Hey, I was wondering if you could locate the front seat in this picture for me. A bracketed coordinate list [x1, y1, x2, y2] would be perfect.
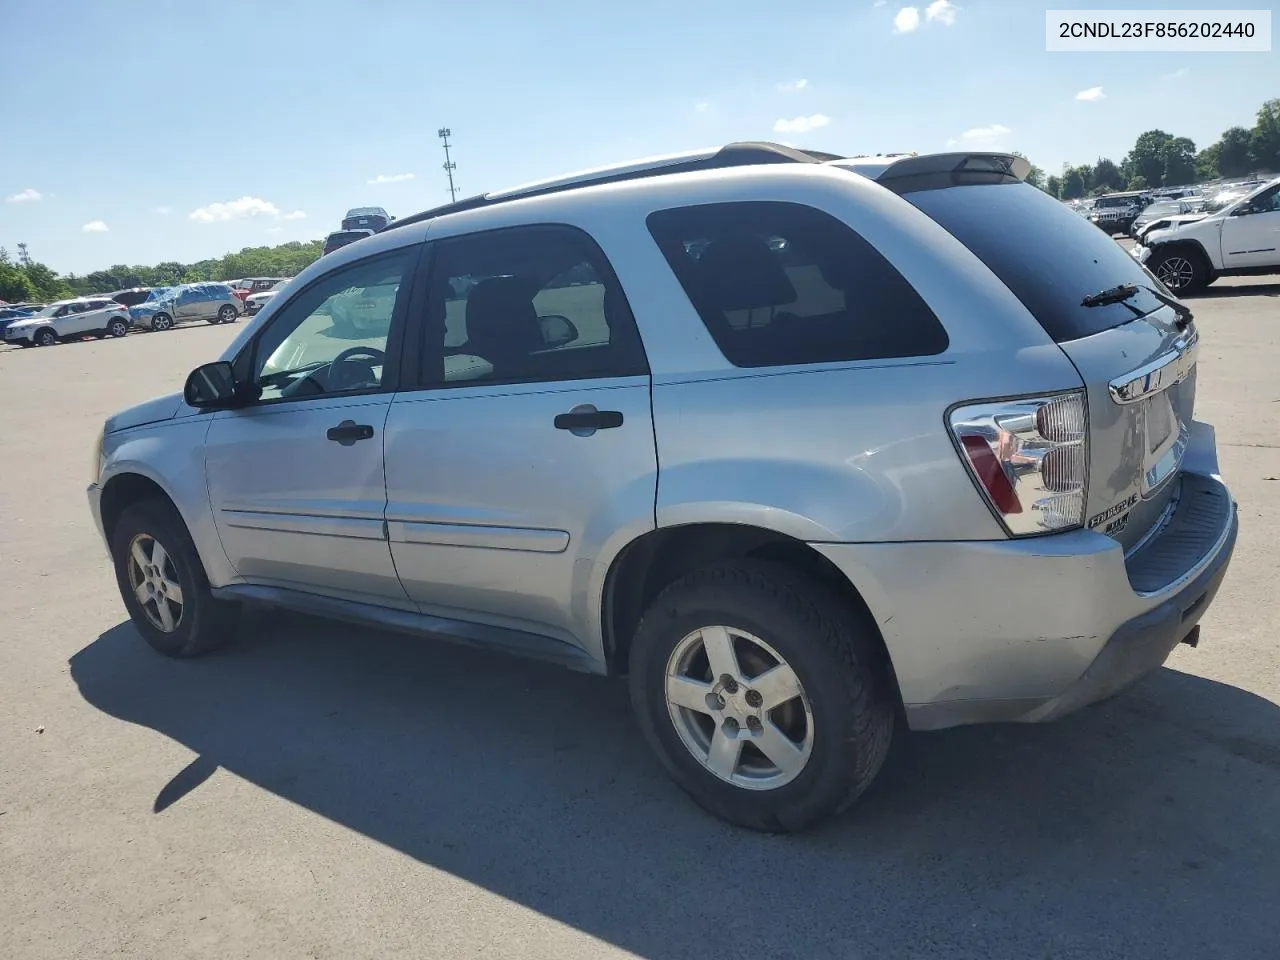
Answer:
[463, 276, 545, 380]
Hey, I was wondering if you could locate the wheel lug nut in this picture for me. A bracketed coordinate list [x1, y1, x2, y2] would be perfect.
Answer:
[705, 692, 725, 712]
[745, 689, 763, 708]
[723, 717, 739, 734]
[747, 716, 762, 732]
[722, 677, 739, 695]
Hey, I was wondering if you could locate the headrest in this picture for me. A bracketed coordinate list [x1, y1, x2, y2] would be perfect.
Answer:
[465, 276, 543, 353]
[695, 235, 797, 311]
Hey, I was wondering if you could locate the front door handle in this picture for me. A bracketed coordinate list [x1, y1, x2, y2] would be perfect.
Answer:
[326, 419, 375, 446]
[553, 406, 624, 434]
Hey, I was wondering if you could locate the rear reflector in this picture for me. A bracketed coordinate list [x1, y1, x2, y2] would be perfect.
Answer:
[949, 392, 1088, 536]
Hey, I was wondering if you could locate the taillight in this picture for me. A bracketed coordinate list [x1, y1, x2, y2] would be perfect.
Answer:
[948, 392, 1087, 536]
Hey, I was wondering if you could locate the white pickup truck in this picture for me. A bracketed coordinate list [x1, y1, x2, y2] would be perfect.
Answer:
[1133, 177, 1280, 294]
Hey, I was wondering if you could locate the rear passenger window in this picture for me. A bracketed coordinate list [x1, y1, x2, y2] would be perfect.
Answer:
[421, 224, 648, 386]
[646, 201, 947, 367]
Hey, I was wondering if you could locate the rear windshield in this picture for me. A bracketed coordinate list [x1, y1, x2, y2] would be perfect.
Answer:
[905, 182, 1165, 343]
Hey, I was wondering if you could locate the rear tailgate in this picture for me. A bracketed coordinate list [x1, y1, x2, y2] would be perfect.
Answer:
[902, 179, 1195, 551]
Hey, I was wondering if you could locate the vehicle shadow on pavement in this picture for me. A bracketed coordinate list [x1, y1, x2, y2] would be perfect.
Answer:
[71, 614, 1280, 960]
[1189, 282, 1280, 300]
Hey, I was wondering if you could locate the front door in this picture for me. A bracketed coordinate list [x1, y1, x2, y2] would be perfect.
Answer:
[383, 224, 656, 653]
[1221, 184, 1280, 269]
[204, 247, 419, 607]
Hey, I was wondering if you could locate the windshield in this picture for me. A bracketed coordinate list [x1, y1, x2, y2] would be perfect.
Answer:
[1203, 192, 1247, 213]
[1142, 201, 1181, 217]
[28, 303, 63, 318]
[905, 181, 1166, 343]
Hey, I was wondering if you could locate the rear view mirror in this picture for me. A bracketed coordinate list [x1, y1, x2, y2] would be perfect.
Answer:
[539, 314, 579, 349]
[184, 361, 237, 408]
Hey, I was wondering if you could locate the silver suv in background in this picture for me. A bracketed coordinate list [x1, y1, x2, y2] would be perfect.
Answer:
[130, 282, 241, 331]
[88, 144, 1237, 832]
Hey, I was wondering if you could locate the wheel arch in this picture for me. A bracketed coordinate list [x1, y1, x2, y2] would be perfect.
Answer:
[1148, 237, 1216, 275]
[600, 522, 904, 711]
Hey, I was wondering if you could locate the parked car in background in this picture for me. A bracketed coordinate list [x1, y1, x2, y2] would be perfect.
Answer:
[1088, 191, 1151, 235]
[323, 229, 374, 255]
[341, 206, 392, 232]
[1134, 175, 1280, 293]
[130, 282, 241, 331]
[230, 277, 289, 308]
[4, 296, 130, 346]
[0, 304, 40, 337]
[1130, 198, 1206, 239]
[244, 278, 292, 315]
[90, 142, 1236, 833]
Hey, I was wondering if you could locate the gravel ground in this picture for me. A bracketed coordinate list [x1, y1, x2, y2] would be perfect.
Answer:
[2, 281, 1279, 960]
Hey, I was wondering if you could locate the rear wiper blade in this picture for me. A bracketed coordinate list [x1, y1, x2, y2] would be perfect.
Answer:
[1142, 284, 1194, 331]
[1081, 283, 1139, 307]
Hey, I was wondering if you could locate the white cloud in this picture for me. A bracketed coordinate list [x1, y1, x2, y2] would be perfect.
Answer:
[945, 138, 959, 148]
[281, 210, 307, 221]
[5, 188, 42, 203]
[776, 78, 809, 92]
[893, 7, 920, 32]
[874, 0, 887, 6]
[1075, 86, 1105, 101]
[1161, 67, 1189, 81]
[926, 0, 957, 25]
[961, 123, 1012, 141]
[154, 205, 171, 215]
[694, 100, 712, 113]
[190, 196, 280, 222]
[367, 172, 415, 185]
[773, 114, 831, 134]
[81, 220, 109, 233]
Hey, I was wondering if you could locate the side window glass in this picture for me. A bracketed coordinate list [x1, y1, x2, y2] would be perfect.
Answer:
[250, 251, 411, 402]
[646, 200, 948, 368]
[423, 225, 648, 387]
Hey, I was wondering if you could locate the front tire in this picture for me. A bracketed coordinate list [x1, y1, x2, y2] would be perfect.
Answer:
[217, 304, 238, 323]
[110, 499, 239, 658]
[34, 328, 59, 347]
[1149, 246, 1209, 295]
[628, 560, 895, 833]
[150, 313, 173, 331]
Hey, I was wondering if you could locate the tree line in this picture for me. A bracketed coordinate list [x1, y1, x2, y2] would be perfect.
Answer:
[1041, 98, 1279, 200]
[0, 240, 324, 305]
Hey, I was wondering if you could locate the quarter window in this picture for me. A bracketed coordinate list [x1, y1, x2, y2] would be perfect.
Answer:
[421, 224, 648, 386]
[248, 251, 411, 402]
[646, 201, 948, 368]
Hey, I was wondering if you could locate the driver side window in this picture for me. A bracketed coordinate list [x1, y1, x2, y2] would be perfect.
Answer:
[249, 250, 412, 402]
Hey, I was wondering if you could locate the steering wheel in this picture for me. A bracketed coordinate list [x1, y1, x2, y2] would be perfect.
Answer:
[279, 345, 387, 398]
[326, 345, 386, 392]
[331, 345, 386, 366]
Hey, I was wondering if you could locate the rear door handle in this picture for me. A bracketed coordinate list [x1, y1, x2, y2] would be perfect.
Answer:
[326, 419, 375, 446]
[554, 406, 624, 433]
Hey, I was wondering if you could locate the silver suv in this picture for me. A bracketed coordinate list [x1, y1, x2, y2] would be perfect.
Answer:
[88, 143, 1238, 832]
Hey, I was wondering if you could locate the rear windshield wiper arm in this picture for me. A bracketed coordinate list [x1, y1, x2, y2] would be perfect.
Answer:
[1081, 281, 1194, 330]
[1081, 283, 1138, 307]
[1142, 284, 1194, 331]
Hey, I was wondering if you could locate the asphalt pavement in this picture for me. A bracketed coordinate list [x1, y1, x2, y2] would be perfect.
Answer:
[2, 282, 1279, 960]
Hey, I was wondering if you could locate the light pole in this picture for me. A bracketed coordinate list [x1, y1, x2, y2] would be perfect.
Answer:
[438, 128, 458, 202]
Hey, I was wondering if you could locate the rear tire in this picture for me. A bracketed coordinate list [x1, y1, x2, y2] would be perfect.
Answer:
[34, 328, 59, 347]
[628, 559, 895, 833]
[151, 313, 173, 331]
[110, 499, 239, 658]
[1149, 246, 1208, 295]
[108, 318, 129, 338]
[217, 304, 238, 324]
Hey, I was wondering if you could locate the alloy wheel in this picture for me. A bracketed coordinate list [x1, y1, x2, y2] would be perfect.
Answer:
[1155, 256, 1195, 291]
[664, 625, 814, 790]
[126, 533, 185, 633]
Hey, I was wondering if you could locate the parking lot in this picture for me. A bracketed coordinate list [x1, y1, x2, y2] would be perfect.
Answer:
[2, 277, 1279, 959]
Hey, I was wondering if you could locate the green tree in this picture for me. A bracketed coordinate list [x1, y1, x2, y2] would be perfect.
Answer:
[1216, 127, 1256, 177]
[0, 263, 38, 302]
[1250, 99, 1280, 173]
[1061, 166, 1086, 199]
[22, 262, 73, 301]
[1162, 137, 1197, 186]
[1127, 174, 1149, 191]
[1122, 130, 1175, 188]
[1045, 174, 1062, 198]
[1195, 142, 1221, 180]
[1092, 157, 1125, 192]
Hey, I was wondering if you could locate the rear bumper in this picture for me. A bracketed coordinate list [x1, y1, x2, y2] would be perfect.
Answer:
[812, 463, 1237, 731]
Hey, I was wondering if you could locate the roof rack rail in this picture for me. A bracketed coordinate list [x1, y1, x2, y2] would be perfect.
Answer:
[382, 141, 844, 233]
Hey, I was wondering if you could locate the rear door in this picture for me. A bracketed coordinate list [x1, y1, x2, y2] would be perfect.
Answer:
[382, 223, 656, 653]
[906, 181, 1196, 550]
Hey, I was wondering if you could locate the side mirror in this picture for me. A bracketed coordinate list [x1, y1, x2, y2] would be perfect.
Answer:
[539, 314, 579, 349]
[184, 360, 238, 408]
[1231, 204, 1253, 217]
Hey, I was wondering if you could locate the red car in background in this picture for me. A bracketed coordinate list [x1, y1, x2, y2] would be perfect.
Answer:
[229, 277, 289, 307]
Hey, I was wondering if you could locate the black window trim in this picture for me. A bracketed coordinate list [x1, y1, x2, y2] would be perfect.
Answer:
[399, 221, 650, 394]
[228, 242, 426, 410]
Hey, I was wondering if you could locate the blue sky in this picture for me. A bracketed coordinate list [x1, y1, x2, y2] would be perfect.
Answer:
[1, 0, 1275, 275]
